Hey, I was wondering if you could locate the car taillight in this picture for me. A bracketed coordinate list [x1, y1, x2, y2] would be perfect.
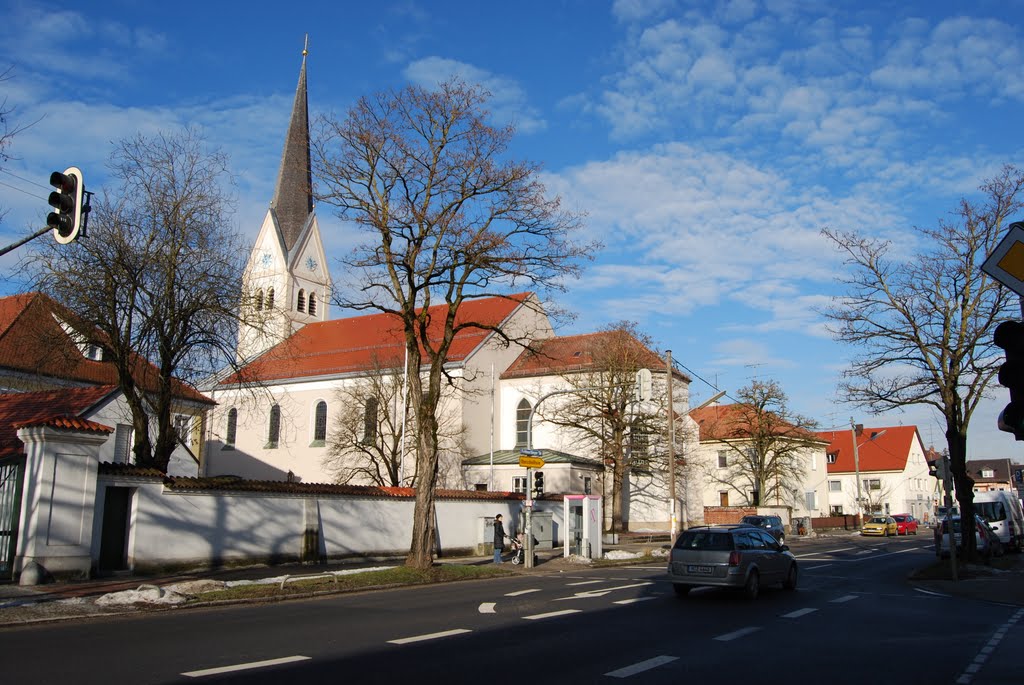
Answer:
[728, 551, 741, 566]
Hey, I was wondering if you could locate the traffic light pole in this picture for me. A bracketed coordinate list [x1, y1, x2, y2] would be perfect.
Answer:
[0, 226, 55, 259]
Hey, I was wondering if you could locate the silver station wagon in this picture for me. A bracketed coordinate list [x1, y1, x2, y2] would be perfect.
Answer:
[667, 524, 798, 600]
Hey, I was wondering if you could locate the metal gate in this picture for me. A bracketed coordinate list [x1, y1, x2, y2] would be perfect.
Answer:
[0, 457, 25, 581]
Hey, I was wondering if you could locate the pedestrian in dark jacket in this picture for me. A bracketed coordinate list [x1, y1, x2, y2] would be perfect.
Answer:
[493, 514, 507, 563]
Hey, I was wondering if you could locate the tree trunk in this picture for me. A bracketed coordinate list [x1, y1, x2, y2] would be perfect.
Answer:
[947, 424, 976, 560]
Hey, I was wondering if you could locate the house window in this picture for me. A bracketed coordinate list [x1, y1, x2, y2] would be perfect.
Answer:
[513, 476, 528, 494]
[297, 289, 306, 313]
[362, 397, 378, 445]
[173, 415, 191, 446]
[114, 424, 134, 464]
[805, 491, 817, 510]
[266, 287, 275, 310]
[829, 480, 842, 492]
[982, 468, 995, 478]
[830, 505, 844, 516]
[719, 491, 729, 506]
[267, 404, 281, 449]
[630, 426, 650, 471]
[583, 476, 592, 495]
[254, 289, 264, 312]
[225, 408, 237, 449]
[516, 398, 532, 448]
[827, 452, 837, 464]
[313, 400, 327, 445]
[863, 478, 881, 491]
[308, 292, 317, 317]
[718, 451, 728, 468]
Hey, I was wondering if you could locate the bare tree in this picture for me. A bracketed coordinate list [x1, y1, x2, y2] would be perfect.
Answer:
[697, 380, 819, 507]
[534, 322, 666, 533]
[323, 358, 471, 488]
[821, 165, 1024, 559]
[312, 79, 594, 569]
[28, 128, 256, 471]
[0, 65, 35, 227]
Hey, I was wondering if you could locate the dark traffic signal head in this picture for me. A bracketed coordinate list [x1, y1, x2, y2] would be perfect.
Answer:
[995, 320, 1024, 440]
[533, 471, 544, 497]
[46, 167, 85, 244]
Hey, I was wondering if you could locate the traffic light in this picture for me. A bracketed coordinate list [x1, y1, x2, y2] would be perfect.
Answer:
[47, 166, 85, 244]
[532, 471, 544, 497]
[928, 458, 947, 480]
[996, 320, 1024, 440]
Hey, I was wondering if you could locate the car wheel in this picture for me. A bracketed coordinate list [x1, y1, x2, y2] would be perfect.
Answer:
[783, 563, 798, 591]
[672, 584, 691, 597]
[743, 570, 760, 600]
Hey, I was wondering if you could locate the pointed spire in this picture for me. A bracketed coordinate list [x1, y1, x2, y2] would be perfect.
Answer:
[271, 36, 314, 252]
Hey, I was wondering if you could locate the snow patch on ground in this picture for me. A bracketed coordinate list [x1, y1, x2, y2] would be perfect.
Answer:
[224, 566, 394, 588]
[95, 585, 189, 606]
[603, 548, 668, 560]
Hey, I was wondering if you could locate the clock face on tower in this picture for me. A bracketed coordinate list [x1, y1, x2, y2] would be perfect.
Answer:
[306, 256, 318, 273]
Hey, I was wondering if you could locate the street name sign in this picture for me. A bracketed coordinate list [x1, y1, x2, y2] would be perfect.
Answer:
[519, 448, 543, 456]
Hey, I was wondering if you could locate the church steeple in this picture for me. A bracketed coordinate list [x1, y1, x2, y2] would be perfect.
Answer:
[271, 36, 314, 252]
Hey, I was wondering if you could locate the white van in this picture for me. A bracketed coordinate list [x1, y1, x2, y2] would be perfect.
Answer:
[973, 491, 1024, 552]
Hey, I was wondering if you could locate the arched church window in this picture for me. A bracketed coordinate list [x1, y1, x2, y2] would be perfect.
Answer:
[297, 289, 306, 313]
[254, 289, 264, 312]
[362, 397, 378, 445]
[267, 404, 281, 449]
[225, 408, 237, 448]
[308, 292, 317, 317]
[313, 400, 327, 443]
[266, 287, 275, 310]
[516, 398, 532, 448]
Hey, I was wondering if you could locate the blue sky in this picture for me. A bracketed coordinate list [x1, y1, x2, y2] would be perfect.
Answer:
[2, 0, 1024, 459]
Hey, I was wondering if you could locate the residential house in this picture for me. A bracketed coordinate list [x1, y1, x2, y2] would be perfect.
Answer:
[688, 404, 830, 526]
[818, 425, 934, 523]
[967, 458, 1016, 494]
[0, 292, 213, 475]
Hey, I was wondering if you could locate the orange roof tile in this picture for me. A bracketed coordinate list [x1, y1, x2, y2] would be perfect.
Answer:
[501, 330, 684, 380]
[816, 425, 921, 473]
[0, 386, 118, 457]
[690, 403, 821, 442]
[0, 293, 212, 405]
[222, 293, 532, 384]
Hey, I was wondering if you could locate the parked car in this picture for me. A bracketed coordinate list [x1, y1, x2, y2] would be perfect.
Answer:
[861, 515, 898, 536]
[892, 514, 919, 535]
[973, 490, 1024, 552]
[667, 524, 798, 600]
[935, 515, 1003, 559]
[740, 514, 786, 543]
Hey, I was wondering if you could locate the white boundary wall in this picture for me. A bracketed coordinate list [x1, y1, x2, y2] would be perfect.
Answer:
[93, 474, 565, 572]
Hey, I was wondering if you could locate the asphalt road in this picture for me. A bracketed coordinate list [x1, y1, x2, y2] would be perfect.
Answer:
[2, 535, 1021, 684]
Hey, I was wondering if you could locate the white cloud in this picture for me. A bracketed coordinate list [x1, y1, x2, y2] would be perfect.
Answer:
[403, 57, 546, 134]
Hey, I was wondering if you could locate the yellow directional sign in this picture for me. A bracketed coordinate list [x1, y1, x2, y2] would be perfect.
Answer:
[518, 455, 545, 469]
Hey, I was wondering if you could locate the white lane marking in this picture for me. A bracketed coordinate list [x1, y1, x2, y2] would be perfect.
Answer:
[956, 608, 1024, 684]
[605, 655, 678, 678]
[567, 580, 604, 586]
[831, 595, 858, 603]
[524, 609, 582, 620]
[554, 582, 653, 601]
[854, 550, 873, 556]
[182, 656, 311, 678]
[478, 602, 496, 614]
[914, 587, 951, 598]
[505, 589, 541, 596]
[714, 626, 762, 642]
[388, 629, 472, 645]
[821, 547, 854, 554]
[614, 597, 657, 605]
[782, 608, 818, 618]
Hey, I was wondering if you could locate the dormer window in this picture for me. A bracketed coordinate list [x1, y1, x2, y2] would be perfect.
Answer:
[53, 315, 104, 361]
[982, 468, 995, 479]
[827, 452, 838, 464]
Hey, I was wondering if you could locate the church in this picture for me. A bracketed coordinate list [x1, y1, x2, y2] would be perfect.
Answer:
[200, 47, 693, 532]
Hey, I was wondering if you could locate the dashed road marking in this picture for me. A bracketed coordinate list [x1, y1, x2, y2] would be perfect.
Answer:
[614, 597, 657, 605]
[567, 580, 605, 586]
[182, 656, 311, 678]
[605, 655, 678, 678]
[524, 609, 582, 620]
[505, 589, 541, 597]
[713, 627, 761, 642]
[478, 602, 496, 613]
[782, 608, 818, 618]
[830, 595, 858, 603]
[388, 629, 471, 645]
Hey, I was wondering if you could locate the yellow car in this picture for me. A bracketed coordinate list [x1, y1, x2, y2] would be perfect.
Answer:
[861, 515, 898, 536]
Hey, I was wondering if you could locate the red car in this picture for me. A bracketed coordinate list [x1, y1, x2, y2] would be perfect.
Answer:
[892, 514, 919, 535]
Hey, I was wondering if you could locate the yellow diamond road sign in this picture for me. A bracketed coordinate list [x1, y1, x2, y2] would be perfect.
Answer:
[983, 223, 1024, 297]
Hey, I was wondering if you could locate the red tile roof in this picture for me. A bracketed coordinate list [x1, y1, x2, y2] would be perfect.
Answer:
[222, 293, 532, 384]
[0, 293, 212, 405]
[0, 386, 117, 458]
[816, 425, 921, 473]
[501, 330, 685, 380]
[690, 403, 821, 442]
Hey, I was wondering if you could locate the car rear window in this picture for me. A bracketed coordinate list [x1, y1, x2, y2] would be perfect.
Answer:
[976, 502, 1007, 522]
[674, 531, 734, 551]
[741, 516, 764, 525]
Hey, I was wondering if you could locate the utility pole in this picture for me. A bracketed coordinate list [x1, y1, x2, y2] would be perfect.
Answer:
[851, 418, 863, 528]
[666, 350, 677, 539]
